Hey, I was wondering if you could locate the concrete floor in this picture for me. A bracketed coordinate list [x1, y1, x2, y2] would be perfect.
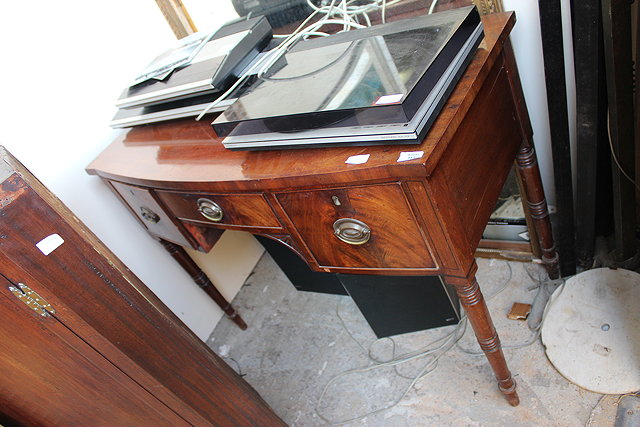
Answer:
[208, 255, 603, 426]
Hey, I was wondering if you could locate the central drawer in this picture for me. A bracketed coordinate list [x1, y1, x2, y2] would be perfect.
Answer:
[275, 183, 436, 270]
[156, 190, 282, 230]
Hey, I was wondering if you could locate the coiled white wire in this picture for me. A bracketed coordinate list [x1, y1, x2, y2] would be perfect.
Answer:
[315, 262, 515, 425]
[316, 262, 564, 425]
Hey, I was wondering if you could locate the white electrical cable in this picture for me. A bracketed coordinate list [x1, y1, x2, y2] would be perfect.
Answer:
[254, 0, 405, 78]
[362, 11, 372, 27]
[316, 327, 463, 425]
[195, 50, 278, 120]
[317, 262, 515, 425]
[196, 3, 324, 119]
[341, 0, 348, 30]
[381, 0, 387, 23]
[196, 0, 408, 121]
[255, 19, 366, 79]
[428, 0, 438, 14]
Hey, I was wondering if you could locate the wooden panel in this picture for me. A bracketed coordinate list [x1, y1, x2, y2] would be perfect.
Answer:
[155, 0, 197, 39]
[0, 157, 285, 426]
[436, 58, 521, 251]
[404, 180, 463, 275]
[0, 277, 186, 426]
[182, 221, 224, 252]
[110, 181, 193, 247]
[276, 183, 437, 271]
[157, 190, 282, 230]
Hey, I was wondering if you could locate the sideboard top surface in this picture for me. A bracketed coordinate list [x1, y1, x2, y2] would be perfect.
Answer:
[87, 13, 515, 191]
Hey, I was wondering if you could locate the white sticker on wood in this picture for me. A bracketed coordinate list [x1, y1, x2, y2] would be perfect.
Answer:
[397, 151, 424, 162]
[36, 234, 64, 256]
[345, 154, 370, 165]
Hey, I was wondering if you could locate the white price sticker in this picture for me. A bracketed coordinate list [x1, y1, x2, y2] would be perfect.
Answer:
[36, 234, 64, 256]
[345, 154, 370, 165]
[375, 94, 403, 105]
[397, 151, 424, 162]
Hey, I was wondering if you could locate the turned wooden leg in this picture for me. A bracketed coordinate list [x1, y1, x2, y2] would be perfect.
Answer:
[516, 140, 560, 279]
[158, 239, 247, 330]
[446, 267, 520, 406]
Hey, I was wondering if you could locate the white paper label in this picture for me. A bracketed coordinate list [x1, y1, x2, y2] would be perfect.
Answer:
[36, 234, 64, 256]
[518, 231, 530, 241]
[375, 94, 403, 105]
[345, 154, 370, 165]
[397, 151, 424, 162]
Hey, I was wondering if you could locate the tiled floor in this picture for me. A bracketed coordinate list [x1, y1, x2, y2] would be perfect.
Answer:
[208, 256, 602, 426]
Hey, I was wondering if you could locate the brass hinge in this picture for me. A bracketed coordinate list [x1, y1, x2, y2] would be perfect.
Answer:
[9, 283, 56, 316]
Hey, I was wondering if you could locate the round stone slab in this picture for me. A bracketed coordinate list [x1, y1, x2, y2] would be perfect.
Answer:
[541, 268, 640, 394]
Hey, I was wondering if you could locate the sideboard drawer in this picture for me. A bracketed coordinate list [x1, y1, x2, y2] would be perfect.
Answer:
[275, 184, 436, 270]
[110, 181, 192, 247]
[156, 191, 282, 230]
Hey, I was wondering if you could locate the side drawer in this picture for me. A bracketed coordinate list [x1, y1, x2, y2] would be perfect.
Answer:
[155, 191, 282, 230]
[110, 181, 193, 247]
[275, 183, 437, 271]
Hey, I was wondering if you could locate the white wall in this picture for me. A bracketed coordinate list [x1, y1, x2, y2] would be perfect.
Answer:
[502, 0, 578, 207]
[502, 0, 556, 205]
[182, 0, 240, 31]
[0, 1, 262, 341]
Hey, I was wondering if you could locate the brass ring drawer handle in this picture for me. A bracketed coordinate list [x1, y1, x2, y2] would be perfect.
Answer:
[333, 218, 371, 245]
[140, 206, 160, 224]
[197, 198, 224, 222]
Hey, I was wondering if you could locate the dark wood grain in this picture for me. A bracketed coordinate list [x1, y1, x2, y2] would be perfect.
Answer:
[276, 183, 437, 272]
[0, 276, 187, 426]
[403, 180, 463, 276]
[182, 221, 224, 252]
[0, 149, 284, 426]
[436, 55, 521, 255]
[157, 190, 282, 229]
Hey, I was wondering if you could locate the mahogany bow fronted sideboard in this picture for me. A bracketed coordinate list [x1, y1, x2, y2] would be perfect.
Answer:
[87, 12, 559, 406]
